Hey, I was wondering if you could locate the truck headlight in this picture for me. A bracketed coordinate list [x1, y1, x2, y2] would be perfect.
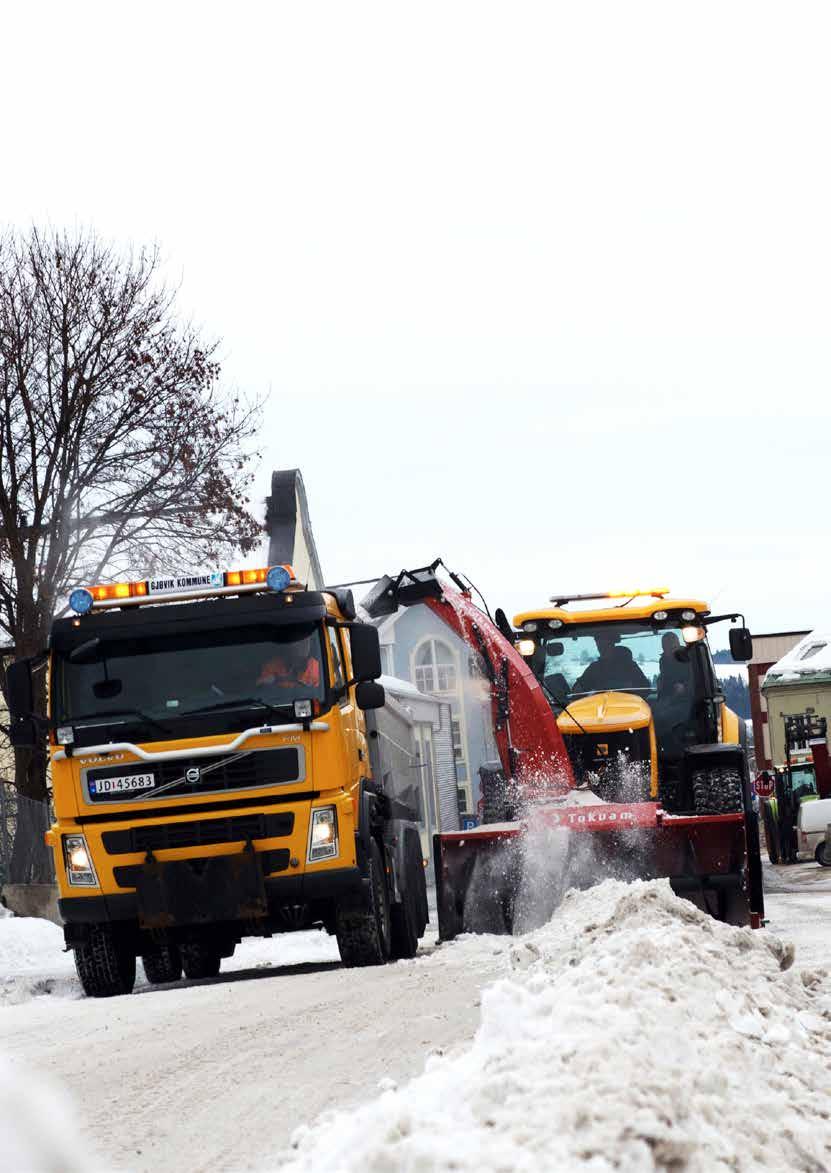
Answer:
[63, 834, 98, 887]
[308, 807, 338, 863]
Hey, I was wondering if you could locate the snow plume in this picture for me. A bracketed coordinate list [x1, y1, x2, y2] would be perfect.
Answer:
[281, 880, 831, 1172]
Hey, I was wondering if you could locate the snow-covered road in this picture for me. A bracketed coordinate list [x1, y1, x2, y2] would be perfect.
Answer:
[1, 870, 829, 1172]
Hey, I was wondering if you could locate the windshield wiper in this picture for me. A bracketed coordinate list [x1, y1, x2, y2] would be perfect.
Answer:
[67, 709, 174, 735]
[182, 697, 293, 721]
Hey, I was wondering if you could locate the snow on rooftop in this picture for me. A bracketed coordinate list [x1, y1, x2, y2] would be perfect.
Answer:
[281, 878, 831, 1172]
[764, 630, 831, 686]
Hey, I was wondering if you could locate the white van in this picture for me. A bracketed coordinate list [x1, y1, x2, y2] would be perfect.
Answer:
[797, 798, 831, 866]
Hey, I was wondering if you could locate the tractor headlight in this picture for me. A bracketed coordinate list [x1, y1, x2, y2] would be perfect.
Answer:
[682, 625, 705, 645]
[308, 806, 338, 863]
[517, 639, 536, 657]
[63, 834, 98, 887]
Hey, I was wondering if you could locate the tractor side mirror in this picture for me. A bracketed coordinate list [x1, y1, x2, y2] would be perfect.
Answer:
[728, 627, 753, 662]
[348, 623, 383, 682]
[355, 681, 385, 711]
[6, 658, 34, 721]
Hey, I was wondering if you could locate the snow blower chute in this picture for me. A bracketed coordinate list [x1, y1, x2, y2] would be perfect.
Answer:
[363, 562, 764, 936]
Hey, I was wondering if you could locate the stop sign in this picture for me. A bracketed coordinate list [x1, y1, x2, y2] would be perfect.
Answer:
[754, 773, 775, 799]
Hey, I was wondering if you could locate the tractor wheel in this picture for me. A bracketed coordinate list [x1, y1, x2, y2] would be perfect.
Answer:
[74, 924, 136, 998]
[692, 767, 744, 815]
[815, 842, 831, 868]
[763, 803, 781, 864]
[180, 941, 222, 980]
[141, 943, 183, 985]
[336, 838, 392, 966]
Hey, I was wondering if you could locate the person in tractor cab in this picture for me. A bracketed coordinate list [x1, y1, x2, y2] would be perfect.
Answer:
[257, 635, 321, 692]
[572, 632, 650, 696]
[657, 632, 689, 700]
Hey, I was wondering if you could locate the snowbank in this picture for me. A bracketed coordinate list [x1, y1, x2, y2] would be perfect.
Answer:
[0, 1057, 85, 1171]
[281, 880, 831, 1172]
[764, 630, 831, 684]
[0, 913, 78, 1006]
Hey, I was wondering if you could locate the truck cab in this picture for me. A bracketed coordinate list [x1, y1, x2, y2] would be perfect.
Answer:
[7, 565, 428, 996]
[513, 589, 752, 813]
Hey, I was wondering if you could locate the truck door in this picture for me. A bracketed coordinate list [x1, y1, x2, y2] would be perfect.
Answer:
[327, 624, 364, 799]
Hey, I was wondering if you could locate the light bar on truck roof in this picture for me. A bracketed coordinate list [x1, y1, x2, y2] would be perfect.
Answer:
[68, 565, 297, 613]
[549, 587, 671, 606]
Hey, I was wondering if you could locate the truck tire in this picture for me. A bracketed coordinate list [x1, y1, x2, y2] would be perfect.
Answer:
[74, 924, 136, 998]
[815, 842, 831, 868]
[336, 838, 391, 967]
[390, 834, 424, 960]
[763, 803, 781, 864]
[141, 944, 182, 985]
[180, 942, 221, 980]
[692, 767, 744, 815]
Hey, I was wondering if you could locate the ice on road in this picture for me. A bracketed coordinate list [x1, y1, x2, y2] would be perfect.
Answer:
[0, 878, 829, 1172]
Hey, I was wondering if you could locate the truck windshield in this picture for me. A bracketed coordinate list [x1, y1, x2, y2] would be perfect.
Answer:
[53, 623, 326, 746]
[531, 621, 693, 701]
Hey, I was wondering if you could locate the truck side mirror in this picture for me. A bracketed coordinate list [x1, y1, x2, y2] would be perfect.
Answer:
[6, 658, 34, 721]
[355, 681, 385, 711]
[349, 623, 382, 681]
[9, 717, 39, 748]
[728, 627, 753, 662]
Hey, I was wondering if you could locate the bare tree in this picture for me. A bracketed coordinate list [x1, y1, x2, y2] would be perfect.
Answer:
[0, 227, 262, 811]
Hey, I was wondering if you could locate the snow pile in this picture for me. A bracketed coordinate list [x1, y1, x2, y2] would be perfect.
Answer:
[0, 914, 78, 1006]
[0, 1057, 86, 1171]
[281, 880, 831, 1172]
[765, 630, 831, 684]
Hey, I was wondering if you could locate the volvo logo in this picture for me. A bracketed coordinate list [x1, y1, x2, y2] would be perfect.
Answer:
[185, 766, 201, 784]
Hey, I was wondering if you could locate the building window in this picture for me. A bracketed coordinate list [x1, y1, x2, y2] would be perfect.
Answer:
[450, 715, 468, 782]
[457, 787, 469, 815]
[414, 639, 457, 694]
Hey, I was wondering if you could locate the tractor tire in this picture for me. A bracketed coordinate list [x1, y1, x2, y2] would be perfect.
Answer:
[390, 833, 425, 960]
[74, 924, 136, 998]
[815, 842, 831, 868]
[141, 944, 183, 985]
[692, 767, 744, 815]
[336, 838, 392, 967]
[180, 942, 222, 980]
[763, 803, 781, 864]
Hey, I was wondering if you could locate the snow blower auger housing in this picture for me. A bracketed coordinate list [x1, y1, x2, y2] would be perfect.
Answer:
[364, 565, 764, 937]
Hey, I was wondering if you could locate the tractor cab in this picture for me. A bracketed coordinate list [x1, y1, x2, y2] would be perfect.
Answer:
[514, 589, 752, 810]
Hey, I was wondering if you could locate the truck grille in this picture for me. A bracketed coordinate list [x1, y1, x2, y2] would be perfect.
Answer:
[113, 848, 291, 889]
[84, 746, 303, 803]
[102, 811, 294, 855]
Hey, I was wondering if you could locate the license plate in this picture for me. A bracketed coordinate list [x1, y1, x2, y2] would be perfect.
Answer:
[89, 773, 156, 796]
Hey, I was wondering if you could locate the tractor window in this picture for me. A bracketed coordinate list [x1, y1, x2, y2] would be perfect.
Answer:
[535, 623, 693, 700]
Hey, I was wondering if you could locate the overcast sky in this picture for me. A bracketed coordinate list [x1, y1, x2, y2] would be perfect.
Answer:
[4, 2, 830, 638]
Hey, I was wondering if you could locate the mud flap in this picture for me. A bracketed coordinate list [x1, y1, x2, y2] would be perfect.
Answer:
[136, 845, 268, 929]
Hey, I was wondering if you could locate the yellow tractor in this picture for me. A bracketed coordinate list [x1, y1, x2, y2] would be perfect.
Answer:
[512, 588, 750, 817]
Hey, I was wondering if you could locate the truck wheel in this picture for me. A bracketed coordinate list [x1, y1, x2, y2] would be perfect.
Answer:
[692, 767, 744, 815]
[141, 944, 182, 985]
[390, 835, 424, 960]
[180, 942, 221, 980]
[336, 838, 391, 966]
[815, 843, 831, 868]
[74, 924, 136, 998]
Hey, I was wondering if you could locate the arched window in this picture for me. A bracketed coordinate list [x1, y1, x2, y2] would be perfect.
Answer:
[414, 639, 457, 694]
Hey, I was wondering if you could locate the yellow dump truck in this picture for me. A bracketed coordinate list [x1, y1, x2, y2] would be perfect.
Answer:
[6, 565, 428, 996]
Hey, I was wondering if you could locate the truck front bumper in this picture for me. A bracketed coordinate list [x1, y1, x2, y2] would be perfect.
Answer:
[59, 865, 366, 927]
